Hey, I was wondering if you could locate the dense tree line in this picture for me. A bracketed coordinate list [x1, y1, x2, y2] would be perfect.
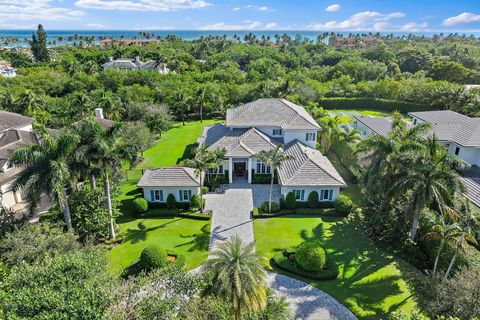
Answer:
[1, 28, 480, 128]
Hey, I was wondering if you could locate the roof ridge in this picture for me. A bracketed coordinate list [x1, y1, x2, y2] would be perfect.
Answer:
[182, 167, 200, 184]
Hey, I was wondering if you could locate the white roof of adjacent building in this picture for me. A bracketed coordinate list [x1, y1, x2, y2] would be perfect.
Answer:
[137, 167, 201, 188]
[226, 98, 320, 130]
[354, 115, 413, 138]
[461, 165, 480, 208]
[278, 141, 347, 187]
[197, 123, 280, 157]
[0, 111, 33, 131]
[408, 110, 480, 147]
[102, 57, 168, 72]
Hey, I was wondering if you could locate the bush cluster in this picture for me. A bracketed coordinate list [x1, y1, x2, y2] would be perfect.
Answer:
[320, 97, 433, 113]
[285, 192, 297, 209]
[140, 245, 168, 269]
[295, 242, 327, 272]
[260, 201, 280, 213]
[190, 194, 201, 209]
[308, 191, 320, 208]
[166, 193, 176, 209]
[272, 249, 338, 280]
[133, 197, 148, 215]
[334, 195, 353, 214]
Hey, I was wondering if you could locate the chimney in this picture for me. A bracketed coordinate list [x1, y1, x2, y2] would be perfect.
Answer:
[135, 55, 140, 62]
[109, 56, 113, 62]
[95, 108, 104, 119]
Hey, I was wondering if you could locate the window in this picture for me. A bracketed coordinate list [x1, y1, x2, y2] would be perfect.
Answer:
[322, 189, 329, 200]
[272, 129, 282, 136]
[305, 132, 316, 141]
[218, 164, 224, 174]
[256, 161, 271, 174]
[413, 118, 417, 125]
[181, 190, 190, 201]
[208, 164, 224, 174]
[293, 189, 305, 201]
[321, 189, 333, 201]
[455, 147, 460, 156]
[150, 190, 163, 202]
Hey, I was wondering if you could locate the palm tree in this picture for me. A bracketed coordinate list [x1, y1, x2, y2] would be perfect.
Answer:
[317, 115, 343, 152]
[202, 236, 267, 319]
[185, 145, 219, 212]
[9, 131, 79, 230]
[391, 137, 464, 240]
[444, 201, 478, 279]
[18, 90, 45, 116]
[422, 206, 461, 274]
[173, 92, 191, 126]
[257, 145, 292, 213]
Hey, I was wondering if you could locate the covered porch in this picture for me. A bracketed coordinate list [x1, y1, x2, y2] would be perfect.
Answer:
[227, 157, 254, 184]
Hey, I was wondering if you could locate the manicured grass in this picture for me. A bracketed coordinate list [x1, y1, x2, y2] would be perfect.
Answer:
[109, 120, 219, 273]
[254, 215, 421, 319]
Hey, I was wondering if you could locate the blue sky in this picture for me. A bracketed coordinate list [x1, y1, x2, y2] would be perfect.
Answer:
[0, 0, 480, 32]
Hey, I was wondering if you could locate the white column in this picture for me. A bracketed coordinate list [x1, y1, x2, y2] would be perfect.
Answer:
[248, 158, 252, 184]
[228, 158, 233, 184]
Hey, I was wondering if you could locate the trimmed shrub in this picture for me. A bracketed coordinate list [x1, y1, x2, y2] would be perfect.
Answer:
[260, 201, 280, 213]
[190, 194, 201, 209]
[175, 201, 191, 210]
[133, 197, 148, 215]
[178, 211, 212, 220]
[201, 187, 208, 195]
[308, 191, 320, 208]
[140, 245, 168, 269]
[295, 242, 327, 272]
[334, 195, 353, 214]
[169, 252, 187, 269]
[272, 250, 338, 280]
[166, 193, 176, 209]
[285, 192, 297, 210]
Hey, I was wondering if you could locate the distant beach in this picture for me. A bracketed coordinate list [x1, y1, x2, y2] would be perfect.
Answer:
[1, 29, 479, 47]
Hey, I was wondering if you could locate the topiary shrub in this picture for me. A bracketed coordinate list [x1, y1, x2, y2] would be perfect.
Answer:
[308, 191, 320, 208]
[260, 201, 280, 213]
[166, 193, 176, 209]
[201, 186, 208, 194]
[295, 242, 327, 272]
[285, 192, 297, 209]
[190, 194, 201, 209]
[140, 245, 168, 269]
[334, 194, 353, 214]
[133, 197, 148, 215]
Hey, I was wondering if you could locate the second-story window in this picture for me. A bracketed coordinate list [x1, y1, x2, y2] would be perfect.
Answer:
[272, 129, 282, 136]
[305, 132, 316, 141]
[256, 161, 271, 174]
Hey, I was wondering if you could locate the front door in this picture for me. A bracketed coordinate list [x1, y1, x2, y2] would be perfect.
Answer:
[234, 162, 246, 177]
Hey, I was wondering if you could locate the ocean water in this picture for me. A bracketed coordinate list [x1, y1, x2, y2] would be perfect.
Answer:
[1, 29, 478, 47]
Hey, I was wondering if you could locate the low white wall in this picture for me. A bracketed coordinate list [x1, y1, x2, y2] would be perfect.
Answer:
[447, 143, 480, 166]
[280, 186, 341, 202]
[142, 186, 200, 202]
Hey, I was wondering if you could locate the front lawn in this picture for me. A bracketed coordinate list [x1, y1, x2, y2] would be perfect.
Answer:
[109, 120, 219, 273]
[254, 214, 420, 319]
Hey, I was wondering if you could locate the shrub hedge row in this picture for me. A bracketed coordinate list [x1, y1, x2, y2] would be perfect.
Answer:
[253, 207, 347, 219]
[252, 172, 278, 184]
[272, 250, 339, 280]
[320, 97, 433, 113]
[178, 210, 212, 220]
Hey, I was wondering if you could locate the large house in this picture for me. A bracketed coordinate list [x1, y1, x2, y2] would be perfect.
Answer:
[102, 57, 169, 74]
[0, 111, 37, 211]
[138, 98, 346, 205]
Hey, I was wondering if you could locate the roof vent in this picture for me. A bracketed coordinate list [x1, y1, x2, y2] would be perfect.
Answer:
[95, 108, 104, 119]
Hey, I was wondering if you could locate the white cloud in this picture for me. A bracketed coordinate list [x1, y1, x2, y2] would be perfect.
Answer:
[308, 11, 405, 30]
[325, 4, 340, 12]
[232, 6, 240, 11]
[443, 12, 480, 26]
[200, 20, 263, 30]
[0, 0, 84, 21]
[265, 22, 277, 29]
[75, 0, 211, 12]
[238, 4, 273, 12]
[86, 23, 105, 28]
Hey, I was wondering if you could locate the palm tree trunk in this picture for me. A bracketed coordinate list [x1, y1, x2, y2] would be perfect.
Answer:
[104, 173, 116, 240]
[182, 108, 185, 126]
[199, 103, 203, 123]
[433, 239, 444, 274]
[410, 197, 424, 240]
[268, 171, 274, 213]
[63, 188, 73, 231]
[444, 233, 465, 280]
[200, 172, 204, 213]
[89, 175, 96, 190]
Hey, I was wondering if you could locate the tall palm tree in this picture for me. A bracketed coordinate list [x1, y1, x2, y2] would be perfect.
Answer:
[444, 201, 478, 279]
[173, 92, 191, 126]
[422, 206, 461, 274]
[391, 137, 464, 240]
[317, 115, 343, 152]
[202, 236, 267, 319]
[257, 145, 292, 213]
[185, 145, 219, 213]
[18, 90, 45, 116]
[10, 131, 79, 230]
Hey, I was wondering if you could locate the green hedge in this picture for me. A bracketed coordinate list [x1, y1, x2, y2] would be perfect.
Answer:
[178, 210, 212, 220]
[252, 172, 278, 184]
[272, 250, 339, 280]
[253, 208, 346, 219]
[320, 97, 433, 113]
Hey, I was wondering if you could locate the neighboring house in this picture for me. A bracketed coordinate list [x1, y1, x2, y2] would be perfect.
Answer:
[196, 98, 346, 202]
[354, 115, 411, 138]
[0, 111, 36, 211]
[99, 39, 158, 48]
[409, 110, 480, 167]
[0, 64, 16, 78]
[102, 56, 169, 74]
[137, 167, 202, 203]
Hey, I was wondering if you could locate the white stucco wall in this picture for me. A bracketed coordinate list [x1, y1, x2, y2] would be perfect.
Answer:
[447, 143, 480, 166]
[256, 126, 284, 139]
[142, 186, 200, 202]
[283, 130, 317, 148]
[280, 186, 341, 202]
[354, 122, 374, 139]
[0, 182, 23, 209]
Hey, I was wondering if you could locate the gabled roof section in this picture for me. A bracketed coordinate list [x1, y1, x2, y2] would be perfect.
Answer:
[0, 111, 33, 131]
[354, 115, 413, 138]
[137, 167, 200, 187]
[226, 99, 320, 130]
[278, 141, 347, 187]
[408, 110, 480, 147]
[199, 124, 279, 157]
